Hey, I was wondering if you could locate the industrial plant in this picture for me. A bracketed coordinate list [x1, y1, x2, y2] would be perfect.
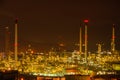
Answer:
[0, 19, 120, 80]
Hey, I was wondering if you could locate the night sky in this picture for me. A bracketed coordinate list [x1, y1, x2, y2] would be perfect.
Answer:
[0, 0, 120, 52]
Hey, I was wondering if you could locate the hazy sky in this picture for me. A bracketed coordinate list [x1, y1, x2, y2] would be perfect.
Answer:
[0, 0, 120, 51]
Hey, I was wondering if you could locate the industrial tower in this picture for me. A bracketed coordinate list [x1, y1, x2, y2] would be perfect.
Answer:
[84, 20, 88, 63]
[79, 27, 82, 54]
[15, 19, 18, 61]
[5, 27, 10, 59]
[111, 24, 115, 53]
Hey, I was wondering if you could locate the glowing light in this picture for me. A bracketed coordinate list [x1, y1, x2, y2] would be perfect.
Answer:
[14, 43, 18, 46]
[8, 67, 11, 70]
[112, 36, 115, 39]
[84, 19, 89, 23]
[31, 50, 34, 54]
[59, 43, 64, 46]
[20, 78, 24, 80]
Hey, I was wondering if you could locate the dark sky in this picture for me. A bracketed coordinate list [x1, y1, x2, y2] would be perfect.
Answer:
[0, 0, 120, 52]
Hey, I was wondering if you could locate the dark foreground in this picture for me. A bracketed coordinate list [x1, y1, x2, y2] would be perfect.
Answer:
[0, 70, 120, 80]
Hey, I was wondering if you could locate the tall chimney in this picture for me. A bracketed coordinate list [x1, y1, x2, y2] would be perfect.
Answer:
[15, 18, 18, 61]
[111, 24, 115, 53]
[5, 27, 10, 59]
[84, 19, 88, 63]
[79, 27, 82, 54]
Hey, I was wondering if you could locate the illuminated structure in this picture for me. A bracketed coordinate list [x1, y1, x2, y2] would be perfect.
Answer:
[1, 19, 120, 80]
[79, 27, 82, 54]
[5, 27, 10, 59]
[26, 44, 34, 54]
[111, 24, 115, 53]
[15, 18, 18, 61]
[97, 44, 102, 54]
[84, 20, 88, 63]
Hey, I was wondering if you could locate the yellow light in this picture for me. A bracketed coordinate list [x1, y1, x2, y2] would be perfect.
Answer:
[8, 67, 11, 70]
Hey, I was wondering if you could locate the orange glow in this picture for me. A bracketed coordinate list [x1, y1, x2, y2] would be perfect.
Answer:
[37, 77, 44, 80]
[59, 43, 64, 46]
[31, 50, 34, 54]
[14, 43, 18, 46]
[53, 77, 60, 80]
[112, 36, 115, 39]
[20, 78, 24, 80]
[61, 77, 65, 80]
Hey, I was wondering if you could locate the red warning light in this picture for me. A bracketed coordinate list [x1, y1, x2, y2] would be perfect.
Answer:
[14, 43, 18, 47]
[15, 18, 18, 23]
[112, 36, 115, 39]
[84, 20, 89, 23]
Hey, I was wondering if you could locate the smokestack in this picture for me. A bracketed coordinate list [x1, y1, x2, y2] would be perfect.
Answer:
[79, 27, 82, 54]
[5, 27, 10, 59]
[111, 24, 115, 53]
[84, 19, 88, 63]
[15, 18, 18, 61]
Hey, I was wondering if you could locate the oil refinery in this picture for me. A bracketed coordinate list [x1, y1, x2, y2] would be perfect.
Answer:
[0, 19, 120, 80]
